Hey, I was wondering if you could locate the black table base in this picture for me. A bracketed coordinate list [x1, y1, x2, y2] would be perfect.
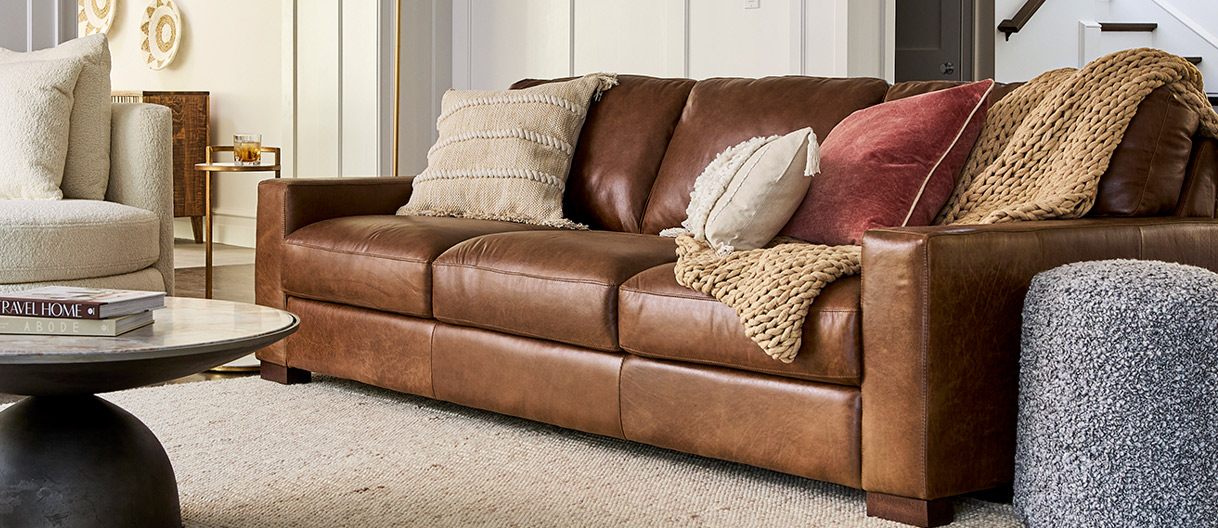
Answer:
[0, 395, 181, 527]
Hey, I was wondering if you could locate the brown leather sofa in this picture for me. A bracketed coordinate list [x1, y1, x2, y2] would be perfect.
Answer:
[255, 74, 1218, 527]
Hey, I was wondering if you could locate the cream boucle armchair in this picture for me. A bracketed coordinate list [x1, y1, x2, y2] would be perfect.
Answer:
[0, 103, 174, 294]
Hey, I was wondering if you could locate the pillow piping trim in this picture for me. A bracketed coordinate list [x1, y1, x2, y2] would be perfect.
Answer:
[900, 81, 996, 227]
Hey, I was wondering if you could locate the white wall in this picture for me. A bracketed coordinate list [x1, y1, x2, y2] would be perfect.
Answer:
[995, 0, 1216, 89]
[108, 0, 288, 247]
[572, 0, 685, 78]
[453, 0, 894, 91]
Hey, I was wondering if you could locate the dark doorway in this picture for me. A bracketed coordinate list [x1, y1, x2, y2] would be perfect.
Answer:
[896, 0, 993, 82]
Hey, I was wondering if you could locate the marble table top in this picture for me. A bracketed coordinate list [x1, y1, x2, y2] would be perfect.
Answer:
[0, 297, 297, 364]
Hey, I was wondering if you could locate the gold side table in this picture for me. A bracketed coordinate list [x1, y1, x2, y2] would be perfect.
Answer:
[194, 146, 280, 299]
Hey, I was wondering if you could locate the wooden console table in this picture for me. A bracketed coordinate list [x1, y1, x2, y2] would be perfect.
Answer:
[112, 91, 210, 242]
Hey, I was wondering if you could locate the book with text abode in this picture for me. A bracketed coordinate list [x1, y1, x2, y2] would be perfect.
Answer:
[0, 311, 154, 337]
[0, 287, 165, 320]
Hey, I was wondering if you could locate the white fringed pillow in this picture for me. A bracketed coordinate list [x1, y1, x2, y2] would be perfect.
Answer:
[662, 127, 820, 254]
[0, 34, 112, 200]
[0, 58, 83, 200]
[398, 73, 617, 229]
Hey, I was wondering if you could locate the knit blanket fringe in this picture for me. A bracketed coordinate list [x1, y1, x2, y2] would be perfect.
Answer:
[674, 48, 1218, 363]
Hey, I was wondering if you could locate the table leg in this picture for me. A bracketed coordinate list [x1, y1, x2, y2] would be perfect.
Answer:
[205, 170, 213, 299]
[0, 395, 181, 527]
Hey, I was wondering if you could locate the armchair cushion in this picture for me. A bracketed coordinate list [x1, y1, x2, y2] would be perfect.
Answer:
[0, 34, 112, 200]
[0, 200, 158, 284]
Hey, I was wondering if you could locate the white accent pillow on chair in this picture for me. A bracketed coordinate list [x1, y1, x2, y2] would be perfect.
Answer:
[0, 58, 83, 200]
[0, 34, 112, 200]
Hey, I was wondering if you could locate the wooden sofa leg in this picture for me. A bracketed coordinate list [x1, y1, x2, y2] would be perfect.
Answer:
[260, 361, 311, 385]
[866, 492, 954, 527]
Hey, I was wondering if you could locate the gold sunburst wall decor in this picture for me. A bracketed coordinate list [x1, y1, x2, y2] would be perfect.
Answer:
[78, 0, 116, 36]
[140, 0, 182, 70]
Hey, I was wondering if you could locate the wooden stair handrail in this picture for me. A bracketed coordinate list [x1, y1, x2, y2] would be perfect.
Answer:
[1099, 22, 1158, 32]
[998, 0, 1047, 40]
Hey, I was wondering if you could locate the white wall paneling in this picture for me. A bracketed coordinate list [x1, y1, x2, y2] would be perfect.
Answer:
[282, 0, 297, 180]
[296, 0, 341, 179]
[454, 0, 892, 87]
[340, 0, 382, 178]
[295, 0, 399, 180]
[0, 0, 76, 51]
[452, 0, 571, 91]
[395, 0, 453, 177]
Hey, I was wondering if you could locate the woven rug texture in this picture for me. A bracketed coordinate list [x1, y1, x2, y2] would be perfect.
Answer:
[20, 377, 1021, 527]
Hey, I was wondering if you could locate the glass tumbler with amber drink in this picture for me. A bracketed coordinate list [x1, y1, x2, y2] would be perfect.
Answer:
[233, 134, 262, 165]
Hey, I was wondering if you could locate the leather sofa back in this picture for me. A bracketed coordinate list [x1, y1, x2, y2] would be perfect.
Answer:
[508, 74, 1216, 233]
[886, 80, 1211, 218]
[511, 75, 695, 232]
[639, 76, 890, 234]
[1175, 138, 1218, 218]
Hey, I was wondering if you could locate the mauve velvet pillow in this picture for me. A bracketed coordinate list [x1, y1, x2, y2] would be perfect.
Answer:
[781, 79, 994, 245]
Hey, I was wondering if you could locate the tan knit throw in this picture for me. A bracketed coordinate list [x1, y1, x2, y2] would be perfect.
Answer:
[675, 48, 1218, 363]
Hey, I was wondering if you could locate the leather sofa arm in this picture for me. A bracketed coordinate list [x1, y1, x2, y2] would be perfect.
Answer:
[859, 217, 1218, 501]
[255, 177, 414, 363]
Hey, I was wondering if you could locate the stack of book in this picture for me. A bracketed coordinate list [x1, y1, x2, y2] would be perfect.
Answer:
[0, 287, 165, 337]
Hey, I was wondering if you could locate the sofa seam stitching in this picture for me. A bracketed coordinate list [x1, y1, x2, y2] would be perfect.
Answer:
[1132, 106, 1171, 214]
[433, 262, 620, 287]
[435, 315, 619, 352]
[620, 287, 860, 313]
[920, 236, 930, 497]
[616, 356, 627, 440]
[283, 241, 430, 264]
[620, 347, 859, 384]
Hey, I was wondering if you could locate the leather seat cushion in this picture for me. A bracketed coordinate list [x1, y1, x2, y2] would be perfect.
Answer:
[619, 263, 862, 386]
[0, 200, 159, 283]
[282, 215, 550, 317]
[432, 230, 678, 351]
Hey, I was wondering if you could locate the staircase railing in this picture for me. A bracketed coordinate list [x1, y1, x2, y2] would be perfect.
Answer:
[998, 0, 1047, 40]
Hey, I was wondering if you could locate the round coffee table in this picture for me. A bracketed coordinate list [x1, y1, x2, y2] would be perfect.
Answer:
[0, 297, 297, 527]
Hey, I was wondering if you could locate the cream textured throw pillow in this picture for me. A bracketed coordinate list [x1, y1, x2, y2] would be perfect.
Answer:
[661, 127, 820, 254]
[0, 34, 112, 200]
[398, 73, 617, 228]
[0, 59, 83, 200]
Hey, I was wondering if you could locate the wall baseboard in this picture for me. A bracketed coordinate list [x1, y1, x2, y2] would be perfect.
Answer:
[172, 215, 257, 249]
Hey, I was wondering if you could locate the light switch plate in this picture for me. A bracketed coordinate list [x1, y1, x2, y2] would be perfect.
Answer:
[744, 0, 760, 8]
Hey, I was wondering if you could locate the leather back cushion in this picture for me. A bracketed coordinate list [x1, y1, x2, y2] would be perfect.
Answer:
[1090, 87, 1200, 216]
[1174, 137, 1218, 218]
[639, 76, 890, 234]
[512, 75, 695, 233]
[886, 81, 1201, 217]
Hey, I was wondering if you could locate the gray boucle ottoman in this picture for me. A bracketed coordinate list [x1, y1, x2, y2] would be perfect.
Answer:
[1015, 259, 1218, 527]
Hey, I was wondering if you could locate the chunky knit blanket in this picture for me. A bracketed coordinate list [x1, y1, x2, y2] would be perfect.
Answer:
[674, 48, 1218, 363]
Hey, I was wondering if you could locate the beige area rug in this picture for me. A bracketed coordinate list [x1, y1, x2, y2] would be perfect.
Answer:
[49, 377, 1021, 527]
